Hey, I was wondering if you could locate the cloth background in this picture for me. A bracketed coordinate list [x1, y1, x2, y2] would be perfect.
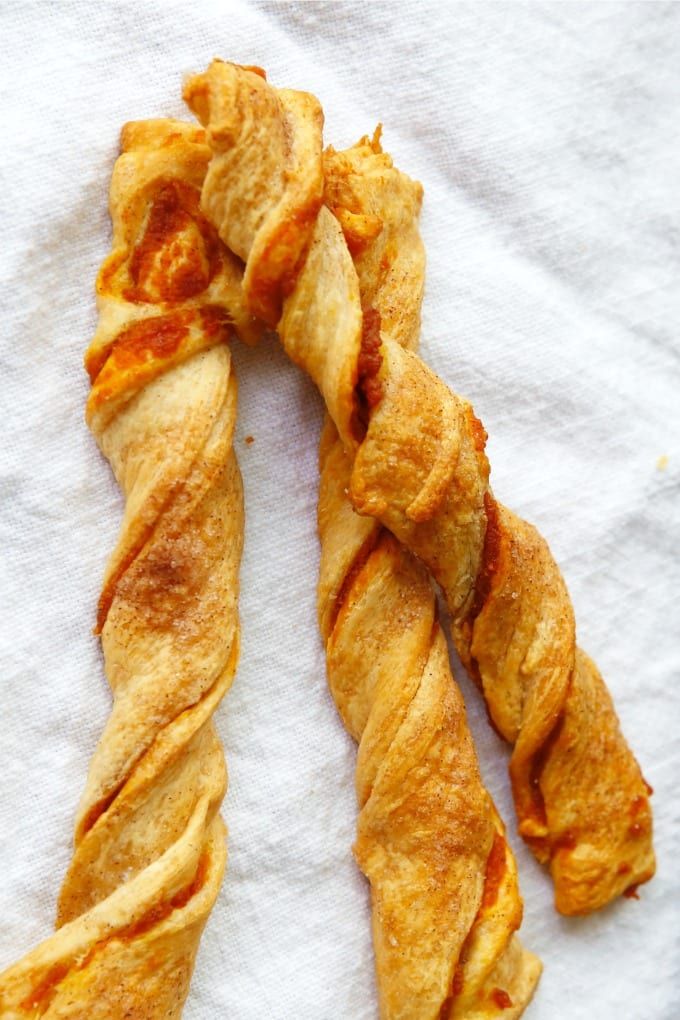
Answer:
[1, 2, 678, 1017]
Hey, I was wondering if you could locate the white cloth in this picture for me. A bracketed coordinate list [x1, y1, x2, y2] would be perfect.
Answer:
[1, 2, 678, 1017]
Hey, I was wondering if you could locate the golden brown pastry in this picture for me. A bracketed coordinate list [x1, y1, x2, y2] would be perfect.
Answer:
[187, 62, 541, 1019]
[185, 60, 655, 916]
[0, 119, 252, 1017]
[318, 139, 540, 1018]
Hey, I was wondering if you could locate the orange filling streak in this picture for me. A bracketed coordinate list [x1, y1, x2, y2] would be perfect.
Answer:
[357, 306, 383, 409]
[20, 963, 71, 1013]
[491, 987, 514, 1009]
[125, 181, 222, 305]
[468, 492, 502, 623]
[122, 853, 210, 942]
[329, 528, 381, 635]
[248, 203, 323, 326]
[79, 784, 123, 842]
[20, 854, 210, 1012]
[351, 306, 383, 441]
[481, 832, 506, 911]
[467, 408, 488, 455]
[553, 830, 577, 853]
[439, 832, 508, 1016]
[88, 306, 232, 417]
[526, 710, 566, 843]
[88, 312, 191, 384]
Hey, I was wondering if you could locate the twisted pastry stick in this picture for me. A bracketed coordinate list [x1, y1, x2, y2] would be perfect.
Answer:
[185, 61, 655, 916]
[188, 63, 541, 1017]
[0, 119, 252, 1017]
[320, 141, 540, 1017]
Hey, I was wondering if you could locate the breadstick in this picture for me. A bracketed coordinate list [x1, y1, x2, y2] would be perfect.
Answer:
[185, 60, 655, 916]
[321, 138, 540, 1017]
[0, 120, 251, 1017]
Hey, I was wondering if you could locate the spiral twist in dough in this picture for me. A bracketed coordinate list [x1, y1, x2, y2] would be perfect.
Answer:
[0, 119, 250, 1018]
[321, 138, 540, 1018]
[187, 64, 544, 1018]
[185, 60, 655, 918]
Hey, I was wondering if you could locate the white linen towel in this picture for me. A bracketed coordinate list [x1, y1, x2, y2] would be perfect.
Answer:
[1, 3, 678, 1017]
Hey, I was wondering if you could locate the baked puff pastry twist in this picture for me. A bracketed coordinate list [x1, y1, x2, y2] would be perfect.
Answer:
[187, 65, 541, 1019]
[0, 120, 252, 1018]
[185, 60, 655, 917]
[322, 141, 540, 1018]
